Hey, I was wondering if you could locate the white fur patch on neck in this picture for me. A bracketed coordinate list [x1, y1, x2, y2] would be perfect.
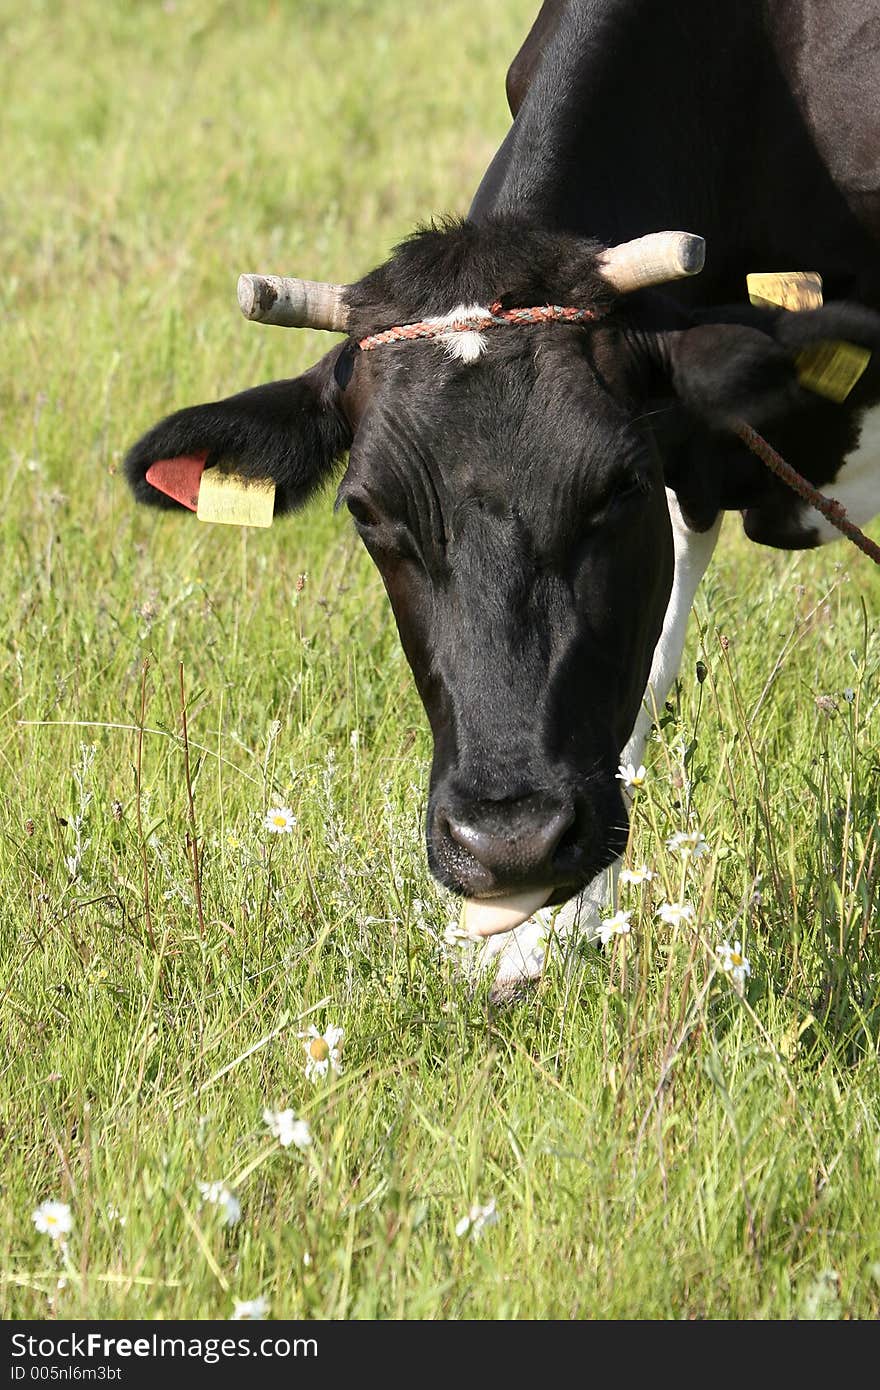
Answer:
[810, 401, 880, 543]
[424, 303, 491, 364]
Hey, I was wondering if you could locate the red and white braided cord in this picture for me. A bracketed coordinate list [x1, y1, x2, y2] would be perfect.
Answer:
[357, 300, 600, 352]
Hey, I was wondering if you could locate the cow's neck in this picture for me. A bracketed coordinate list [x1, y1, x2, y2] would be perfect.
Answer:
[472, 0, 880, 308]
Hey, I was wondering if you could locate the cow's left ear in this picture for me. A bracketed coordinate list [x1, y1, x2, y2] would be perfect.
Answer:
[125, 344, 353, 515]
[663, 303, 880, 429]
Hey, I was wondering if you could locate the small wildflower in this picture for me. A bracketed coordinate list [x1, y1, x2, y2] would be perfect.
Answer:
[263, 1107, 312, 1150]
[32, 1201, 73, 1241]
[717, 939, 751, 993]
[264, 806, 296, 834]
[615, 762, 647, 791]
[657, 901, 695, 928]
[303, 1025, 343, 1082]
[619, 864, 654, 887]
[800, 1269, 841, 1319]
[597, 910, 632, 947]
[198, 1181, 242, 1226]
[105, 1204, 126, 1227]
[666, 829, 710, 859]
[231, 1296, 269, 1320]
[443, 921, 477, 950]
[455, 1198, 499, 1240]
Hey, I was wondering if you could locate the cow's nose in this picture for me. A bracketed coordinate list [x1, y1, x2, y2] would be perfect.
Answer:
[443, 796, 575, 883]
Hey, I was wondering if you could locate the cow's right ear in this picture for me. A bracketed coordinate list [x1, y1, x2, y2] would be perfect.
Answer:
[125, 345, 353, 515]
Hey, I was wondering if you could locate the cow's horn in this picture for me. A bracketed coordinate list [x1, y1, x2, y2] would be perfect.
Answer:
[237, 274, 350, 332]
[597, 232, 705, 293]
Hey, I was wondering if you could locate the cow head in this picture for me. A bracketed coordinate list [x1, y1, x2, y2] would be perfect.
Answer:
[125, 217, 880, 917]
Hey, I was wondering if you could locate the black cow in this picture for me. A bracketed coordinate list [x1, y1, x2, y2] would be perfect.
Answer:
[126, 0, 880, 989]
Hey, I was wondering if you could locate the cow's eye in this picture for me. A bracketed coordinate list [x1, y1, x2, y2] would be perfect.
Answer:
[614, 473, 645, 501]
[347, 496, 381, 529]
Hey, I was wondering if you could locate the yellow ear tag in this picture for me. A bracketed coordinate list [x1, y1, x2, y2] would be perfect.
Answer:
[746, 271, 871, 401]
[196, 467, 275, 527]
[795, 340, 872, 403]
[746, 271, 824, 311]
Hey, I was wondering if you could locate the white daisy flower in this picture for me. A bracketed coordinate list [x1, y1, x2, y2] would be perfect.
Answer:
[656, 901, 696, 928]
[32, 1201, 73, 1241]
[597, 910, 632, 947]
[616, 762, 647, 791]
[443, 921, 476, 950]
[618, 864, 655, 887]
[198, 1181, 241, 1226]
[263, 1107, 312, 1150]
[303, 1024, 343, 1082]
[717, 939, 751, 993]
[455, 1198, 499, 1240]
[231, 1295, 270, 1320]
[264, 806, 296, 834]
[666, 829, 710, 859]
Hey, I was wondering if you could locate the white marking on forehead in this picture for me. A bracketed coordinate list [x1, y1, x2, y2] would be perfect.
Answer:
[425, 303, 491, 328]
[424, 303, 492, 364]
[811, 401, 880, 544]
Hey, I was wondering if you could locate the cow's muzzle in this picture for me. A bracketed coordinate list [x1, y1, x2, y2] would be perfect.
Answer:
[432, 791, 578, 898]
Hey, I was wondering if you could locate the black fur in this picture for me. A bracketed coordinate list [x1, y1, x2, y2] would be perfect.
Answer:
[124, 0, 880, 905]
[653, 303, 880, 537]
[347, 216, 615, 336]
[125, 347, 351, 515]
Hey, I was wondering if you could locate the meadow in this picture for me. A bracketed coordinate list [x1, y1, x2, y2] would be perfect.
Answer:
[2, 0, 879, 1320]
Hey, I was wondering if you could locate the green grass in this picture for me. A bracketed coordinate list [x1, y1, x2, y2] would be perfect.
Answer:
[2, 0, 880, 1321]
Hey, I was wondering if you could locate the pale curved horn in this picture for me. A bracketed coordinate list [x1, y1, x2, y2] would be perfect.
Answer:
[597, 232, 705, 293]
[237, 274, 350, 331]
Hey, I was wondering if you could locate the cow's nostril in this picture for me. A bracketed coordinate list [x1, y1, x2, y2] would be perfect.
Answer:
[444, 799, 575, 880]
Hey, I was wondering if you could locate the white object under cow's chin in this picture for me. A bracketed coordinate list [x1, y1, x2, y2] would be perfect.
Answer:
[463, 887, 553, 938]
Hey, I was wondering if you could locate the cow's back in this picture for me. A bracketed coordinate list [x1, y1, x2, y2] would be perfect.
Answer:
[475, 0, 880, 309]
[766, 0, 880, 242]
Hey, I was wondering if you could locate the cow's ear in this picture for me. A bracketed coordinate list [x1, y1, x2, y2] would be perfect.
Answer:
[125, 345, 353, 515]
[664, 303, 880, 430]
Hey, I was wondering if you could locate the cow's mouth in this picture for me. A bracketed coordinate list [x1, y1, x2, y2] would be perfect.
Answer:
[462, 885, 554, 937]
[428, 785, 629, 933]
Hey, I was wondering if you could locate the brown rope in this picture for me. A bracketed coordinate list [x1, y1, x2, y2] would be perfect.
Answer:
[733, 420, 880, 565]
[358, 300, 600, 352]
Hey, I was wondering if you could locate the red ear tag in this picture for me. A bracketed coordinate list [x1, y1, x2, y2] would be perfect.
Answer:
[145, 453, 208, 511]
